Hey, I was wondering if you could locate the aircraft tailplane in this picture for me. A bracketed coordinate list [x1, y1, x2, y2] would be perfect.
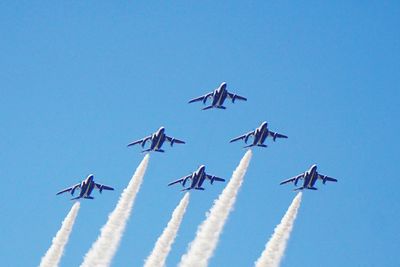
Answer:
[293, 187, 304, 191]
[202, 105, 214, 110]
[195, 187, 205, 191]
[70, 196, 82, 200]
[181, 187, 192, 192]
[141, 148, 165, 153]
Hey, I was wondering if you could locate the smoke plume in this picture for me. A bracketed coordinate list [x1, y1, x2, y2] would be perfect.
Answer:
[144, 193, 190, 267]
[39, 202, 81, 267]
[179, 150, 252, 267]
[80, 154, 150, 267]
[254, 192, 302, 267]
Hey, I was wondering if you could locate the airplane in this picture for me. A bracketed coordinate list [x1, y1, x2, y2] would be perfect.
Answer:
[56, 174, 114, 200]
[230, 121, 288, 148]
[188, 82, 247, 110]
[280, 164, 338, 191]
[127, 126, 185, 153]
[168, 165, 225, 191]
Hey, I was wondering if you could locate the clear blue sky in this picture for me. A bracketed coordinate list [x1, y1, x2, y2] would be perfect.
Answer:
[1, 1, 399, 266]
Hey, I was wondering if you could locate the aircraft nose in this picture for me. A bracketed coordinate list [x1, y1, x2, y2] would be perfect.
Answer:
[312, 164, 317, 170]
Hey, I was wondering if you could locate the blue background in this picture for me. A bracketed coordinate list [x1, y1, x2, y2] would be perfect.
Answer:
[0, 1, 399, 266]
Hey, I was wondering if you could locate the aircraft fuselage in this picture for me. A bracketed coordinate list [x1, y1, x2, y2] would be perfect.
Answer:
[211, 82, 228, 107]
[301, 165, 319, 189]
[189, 165, 207, 190]
[150, 127, 166, 150]
[77, 174, 95, 198]
[251, 122, 269, 146]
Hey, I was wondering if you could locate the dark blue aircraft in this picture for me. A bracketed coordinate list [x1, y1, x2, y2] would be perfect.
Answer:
[168, 165, 225, 191]
[188, 82, 247, 110]
[127, 126, 185, 153]
[56, 174, 114, 200]
[280, 164, 338, 191]
[230, 121, 287, 148]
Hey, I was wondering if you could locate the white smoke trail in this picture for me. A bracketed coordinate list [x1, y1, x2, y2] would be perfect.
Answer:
[179, 150, 252, 267]
[39, 202, 81, 267]
[254, 192, 302, 267]
[144, 193, 190, 267]
[80, 154, 150, 267]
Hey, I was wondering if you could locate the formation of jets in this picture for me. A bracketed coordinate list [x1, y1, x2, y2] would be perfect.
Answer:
[57, 81, 337, 200]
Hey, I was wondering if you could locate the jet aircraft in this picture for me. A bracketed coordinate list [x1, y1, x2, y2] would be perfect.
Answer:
[168, 165, 225, 191]
[127, 126, 185, 153]
[280, 164, 337, 191]
[56, 174, 114, 200]
[230, 121, 288, 148]
[188, 82, 247, 110]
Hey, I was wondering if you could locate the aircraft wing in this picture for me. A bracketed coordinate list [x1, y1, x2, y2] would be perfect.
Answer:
[56, 184, 80, 195]
[166, 136, 186, 145]
[127, 136, 152, 147]
[206, 174, 225, 184]
[268, 131, 288, 140]
[318, 174, 338, 183]
[230, 131, 255, 143]
[280, 174, 304, 185]
[168, 175, 192, 186]
[188, 92, 213, 103]
[227, 92, 247, 102]
[95, 183, 114, 191]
